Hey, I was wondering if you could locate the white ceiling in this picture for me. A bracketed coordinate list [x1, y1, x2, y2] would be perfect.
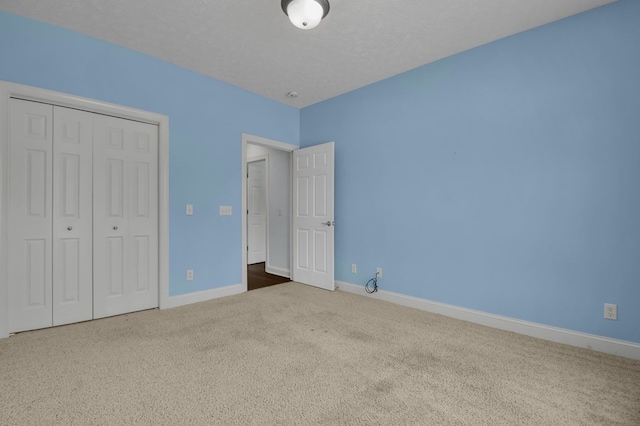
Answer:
[0, 0, 615, 108]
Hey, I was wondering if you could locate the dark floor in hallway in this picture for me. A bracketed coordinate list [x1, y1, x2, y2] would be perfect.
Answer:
[247, 262, 290, 291]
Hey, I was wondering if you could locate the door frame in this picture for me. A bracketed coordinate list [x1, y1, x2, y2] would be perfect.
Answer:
[247, 155, 269, 266]
[0, 80, 170, 338]
[241, 133, 297, 292]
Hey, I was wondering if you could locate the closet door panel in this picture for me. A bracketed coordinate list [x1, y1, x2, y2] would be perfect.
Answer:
[8, 99, 54, 333]
[52, 107, 94, 326]
[93, 115, 158, 318]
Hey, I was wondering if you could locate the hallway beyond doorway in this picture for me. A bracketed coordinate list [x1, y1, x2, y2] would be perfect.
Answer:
[247, 263, 290, 291]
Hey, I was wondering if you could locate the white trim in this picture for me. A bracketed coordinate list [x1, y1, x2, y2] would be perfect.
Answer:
[0, 80, 170, 338]
[0, 85, 8, 339]
[163, 284, 244, 309]
[244, 133, 299, 152]
[265, 265, 290, 278]
[241, 133, 297, 292]
[336, 280, 640, 360]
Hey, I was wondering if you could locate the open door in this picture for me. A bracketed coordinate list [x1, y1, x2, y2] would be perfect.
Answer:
[292, 142, 335, 291]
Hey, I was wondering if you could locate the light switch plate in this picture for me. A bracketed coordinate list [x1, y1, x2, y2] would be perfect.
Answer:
[186, 204, 193, 215]
[220, 206, 232, 216]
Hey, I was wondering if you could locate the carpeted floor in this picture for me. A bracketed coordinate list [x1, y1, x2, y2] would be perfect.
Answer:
[1, 282, 639, 425]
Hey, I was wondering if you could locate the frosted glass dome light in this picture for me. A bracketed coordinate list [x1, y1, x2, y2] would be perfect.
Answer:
[281, 0, 330, 30]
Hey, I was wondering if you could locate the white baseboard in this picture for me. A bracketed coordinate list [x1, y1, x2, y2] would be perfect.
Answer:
[162, 283, 244, 309]
[336, 281, 640, 361]
[265, 265, 290, 278]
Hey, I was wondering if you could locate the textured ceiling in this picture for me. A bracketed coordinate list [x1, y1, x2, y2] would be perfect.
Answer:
[0, 0, 616, 108]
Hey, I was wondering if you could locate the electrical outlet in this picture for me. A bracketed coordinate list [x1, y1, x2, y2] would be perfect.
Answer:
[186, 270, 194, 281]
[220, 206, 232, 216]
[351, 264, 357, 274]
[186, 204, 193, 215]
[604, 303, 617, 320]
[376, 267, 382, 278]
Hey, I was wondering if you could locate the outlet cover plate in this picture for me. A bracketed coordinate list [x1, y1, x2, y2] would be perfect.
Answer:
[604, 303, 617, 320]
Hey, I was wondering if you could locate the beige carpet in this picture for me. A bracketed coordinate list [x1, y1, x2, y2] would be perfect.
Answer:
[1, 282, 639, 425]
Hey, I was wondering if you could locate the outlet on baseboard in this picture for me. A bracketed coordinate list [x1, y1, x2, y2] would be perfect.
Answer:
[351, 264, 357, 274]
[604, 303, 617, 320]
[186, 270, 194, 281]
[376, 267, 382, 278]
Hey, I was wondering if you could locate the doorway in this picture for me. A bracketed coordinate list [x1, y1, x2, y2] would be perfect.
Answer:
[241, 134, 336, 292]
[242, 134, 296, 291]
[247, 156, 288, 290]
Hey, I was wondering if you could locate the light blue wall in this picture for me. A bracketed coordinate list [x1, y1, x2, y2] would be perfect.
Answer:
[301, 0, 640, 344]
[0, 11, 300, 296]
[3, 2, 639, 345]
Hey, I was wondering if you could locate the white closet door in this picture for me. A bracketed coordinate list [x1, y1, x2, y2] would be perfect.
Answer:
[8, 99, 54, 332]
[93, 114, 159, 319]
[52, 106, 94, 326]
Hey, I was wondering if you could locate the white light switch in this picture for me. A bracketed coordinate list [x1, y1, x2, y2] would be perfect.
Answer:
[220, 206, 232, 216]
[186, 204, 193, 216]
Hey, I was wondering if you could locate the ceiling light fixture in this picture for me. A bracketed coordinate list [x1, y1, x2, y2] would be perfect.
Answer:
[281, 0, 330, 30]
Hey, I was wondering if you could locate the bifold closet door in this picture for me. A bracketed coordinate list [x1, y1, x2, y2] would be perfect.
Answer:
[8, 100, 94, 332]
[92, 113, 159, 319]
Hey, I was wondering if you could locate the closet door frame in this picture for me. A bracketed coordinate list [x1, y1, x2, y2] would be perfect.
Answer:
[0, 81, 170, 339]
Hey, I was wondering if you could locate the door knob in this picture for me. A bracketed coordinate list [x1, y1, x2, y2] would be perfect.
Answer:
[113, 226, 118, 230]
[321, 221, 333, 226]
[67, 226, 73, 231]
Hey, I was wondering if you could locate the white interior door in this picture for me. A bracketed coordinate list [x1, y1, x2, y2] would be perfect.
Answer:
[7, 99, 54, 332]
[292, 142, 335, 291]
[52, 106, 94, 326]
[247, 160, 266, 264]
[92, 113, 159, 319]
